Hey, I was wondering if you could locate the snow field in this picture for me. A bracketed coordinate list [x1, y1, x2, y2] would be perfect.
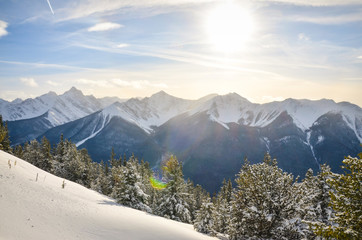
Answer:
[0, 150, 216, 240]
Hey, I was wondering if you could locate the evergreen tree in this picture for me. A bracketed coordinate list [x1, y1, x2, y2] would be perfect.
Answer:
[23, 140, 44, 168]
[155, 155, 191, 223]
[0, 115, 11, 152]
[194, 197, 216, 236]
[213, 179, 233, 234]
[40, 136, 53, 172]
[78, 148, 97, 188]
[299, 165, 333, 229]
[91, 160, 112, 195]
[229, 154, 300, 240]
[14, 145, 24, 159]
[52, 134, 66, 176]
[111, 156, 151, 212]
[313, 153, 362, 240]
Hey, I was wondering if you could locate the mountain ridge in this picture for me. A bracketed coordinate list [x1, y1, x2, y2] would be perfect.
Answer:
[2, 87, 361, 192]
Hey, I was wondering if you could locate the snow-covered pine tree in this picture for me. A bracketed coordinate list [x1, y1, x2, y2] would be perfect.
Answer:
[23, 139, 44, 169]
[312, 154, 362, 240]
[194, 197, 216, 236]
[229, 154, 300, 240]
[111, 156, 151, 213]
[297, 164, 333, 238]
[91, 161, 112, 195]
[77, 148, 98, 188]
[213, 179, 233, 234]
[155, 155, 191, 223]
[52, 134, 67, 177]
[184, 179, 197, 221]
[13, 145, 24, 159]
[40, 136, 53, 172]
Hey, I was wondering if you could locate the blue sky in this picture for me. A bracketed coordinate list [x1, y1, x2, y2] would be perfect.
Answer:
[0, 0, 361, 106]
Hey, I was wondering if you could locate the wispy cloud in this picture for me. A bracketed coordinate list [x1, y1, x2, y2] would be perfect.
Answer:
[117, 43, 129, 48]
[46, 80, 59, 86]
[57, 0, 218, 21]
[20, 77, 38, 87]
[111, 79, 168, 89]
[0, 91, 33, 101]
[0, 20, 8, 38]
[298, 33, 310, 41]
[260, 95, 285, 102]
[76, 78, 168, 89]
[262, 0, 362, 6]
[59, 0, 362, 22]
[0, 60, 104, 72]
[74, 43, 283, 79]
[88, 22, 123, 32]
[293, 11, 362, 25]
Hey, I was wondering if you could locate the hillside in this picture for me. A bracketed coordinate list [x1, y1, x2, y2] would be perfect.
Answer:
[0, 150, 216, 240]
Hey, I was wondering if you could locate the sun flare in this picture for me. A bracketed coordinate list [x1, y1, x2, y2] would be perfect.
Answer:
[205, 2, 255, 53]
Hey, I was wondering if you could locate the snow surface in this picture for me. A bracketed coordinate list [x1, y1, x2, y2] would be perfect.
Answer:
[0, 150, 216, 240]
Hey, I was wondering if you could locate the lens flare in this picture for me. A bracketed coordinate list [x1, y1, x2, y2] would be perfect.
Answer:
[149, 176, 168, 190]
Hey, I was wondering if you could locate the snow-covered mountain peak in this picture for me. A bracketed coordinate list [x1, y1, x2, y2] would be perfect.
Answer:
[101, 101, 124, 117]
[11, 98, 23, 104]
[188, 92, 253, 128]
[150, 90, 169, 98]
[0, 87, 109, 126]
[97, 92, 193, 134]
[147, 91, 189, 108]
[62, 86, 84, 98]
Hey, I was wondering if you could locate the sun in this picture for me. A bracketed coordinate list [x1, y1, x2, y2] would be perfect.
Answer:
[205, 2, 255, 53]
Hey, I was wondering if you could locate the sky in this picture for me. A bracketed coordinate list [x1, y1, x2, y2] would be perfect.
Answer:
[0, 0, 361, 106]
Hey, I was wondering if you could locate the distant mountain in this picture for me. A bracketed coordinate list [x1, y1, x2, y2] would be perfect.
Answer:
[2, 88, 361, 192]
[1, 87, 124, 145]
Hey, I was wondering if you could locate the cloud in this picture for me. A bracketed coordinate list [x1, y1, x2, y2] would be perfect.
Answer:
[76, 78, 109, 87]
[298, 33, 310, 41]
[47, 80, 59, 86]
[0, 60, 103, 72]
[261, 95, 285, 102]
[58, 0, 219, 21]
[111, 79, 168, 89]
[0, 20, 8, 38]
[117, 43, 129, 48]
[357, 56, 362, 59]
[292, 11, 362, 25]
[88, 22, 123, 32]
[20, 77, 38, 87]
[0, 91, 33, 101]
[262, 0, 362, 6]
[76, 78, 168, 89]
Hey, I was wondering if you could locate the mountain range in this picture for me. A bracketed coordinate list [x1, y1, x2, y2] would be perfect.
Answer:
[1, 87, 361, 192]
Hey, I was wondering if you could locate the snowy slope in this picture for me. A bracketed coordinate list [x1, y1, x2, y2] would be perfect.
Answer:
[0, 150, 216, 240]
